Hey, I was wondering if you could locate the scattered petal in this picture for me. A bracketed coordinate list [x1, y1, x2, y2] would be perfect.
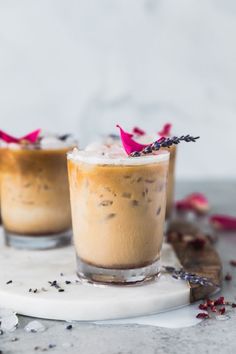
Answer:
[132, 126, 146, 136]
[188, 236, 206, 250]
[225, 273, 232, 281]
[24, 320, 46, 333]
[176, 193, 209, 214]
[187, 193, 209, 214]
[158, 123, 172, 137]
[199, 303, 208, 311]
[230, 260, 236, 267]
[210, 215, 236, 231]
[196, 312, 209, 319]
[219, 307, 226, 315]
[175, 199, 192, 211]
[214, 297, 225, 306]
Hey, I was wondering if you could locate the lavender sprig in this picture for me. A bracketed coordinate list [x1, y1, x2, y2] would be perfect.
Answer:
[129, 135, 200, 157]
[163, 266, 218, 287]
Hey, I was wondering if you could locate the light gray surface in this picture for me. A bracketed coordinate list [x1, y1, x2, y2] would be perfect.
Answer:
[1, 180, 236, 354]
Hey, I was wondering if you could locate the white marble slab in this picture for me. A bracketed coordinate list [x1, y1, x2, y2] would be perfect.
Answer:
[0, 232, 190, 321]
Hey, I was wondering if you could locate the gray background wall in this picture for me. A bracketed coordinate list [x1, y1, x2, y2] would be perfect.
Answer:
[0, 0, 235, 179]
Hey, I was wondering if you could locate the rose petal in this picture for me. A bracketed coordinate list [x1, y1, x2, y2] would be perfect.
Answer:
[175, 193, 209, 213]
[158, 123, 172, 137]
[0, 129, 41, 144]
[186, 193, 209, 213]
[21, 129, 41, 143]
[214, 297, 225, 306]
[132, 126, 146, 136]
[210, 215, 236, 231]
[116, 125, 148, 155]
[175, 199, 192, 211]
[196, 312, 209, 319]
[0, 130, 19, 143]
[225, 273, 232, 281]
[219, 307, 226, 315]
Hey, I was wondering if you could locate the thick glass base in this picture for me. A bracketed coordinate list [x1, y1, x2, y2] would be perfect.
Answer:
[76, 256, 160, 285]
[5, 229, 72, 250]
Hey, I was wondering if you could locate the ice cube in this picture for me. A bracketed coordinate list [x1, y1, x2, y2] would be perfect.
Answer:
[0, 308, 18, 332]
[24, 320, 46, 333]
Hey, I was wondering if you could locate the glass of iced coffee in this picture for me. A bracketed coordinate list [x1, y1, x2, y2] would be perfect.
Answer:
[68, 147, 169, 284]
[1, 133, 76, 250]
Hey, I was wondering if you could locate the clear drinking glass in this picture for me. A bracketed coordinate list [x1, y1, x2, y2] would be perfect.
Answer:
[165, 145, 177, 219]
[1, 145, 73, 249]
[68, 149, 169, 285]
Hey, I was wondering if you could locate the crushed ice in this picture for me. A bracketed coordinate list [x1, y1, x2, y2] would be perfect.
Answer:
[0, 308, 18, 332]
[216, 314, 230, 321]
[24, 320, 46, 333]
[62, 342, 74, 348]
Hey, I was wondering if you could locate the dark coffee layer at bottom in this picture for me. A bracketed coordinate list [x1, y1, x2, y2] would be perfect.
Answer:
[5, 229, 72, 250]
[76, 256, 160, 285]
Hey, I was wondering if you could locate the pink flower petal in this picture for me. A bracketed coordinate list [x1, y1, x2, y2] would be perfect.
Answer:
[158, 123, 172, 137]
[21, 129, 41, 143]
[175, 199, 192, 211]
[0, 130, 20, 143]
[210, 215, 236, 231]
[175, 193, 209, 213]
[132, 126, 146, 136]
[186, 193, 209, 213]
[116, 125, 148, 155]
[0, 129, 41, 144]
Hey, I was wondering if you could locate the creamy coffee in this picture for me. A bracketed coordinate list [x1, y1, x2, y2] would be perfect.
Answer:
[1, 133, 76, 249]
[87, 133, 177, 219]
[68, 146, 169, 283]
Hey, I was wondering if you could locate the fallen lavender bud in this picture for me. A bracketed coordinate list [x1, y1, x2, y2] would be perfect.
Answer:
[163, 266, 218, 287]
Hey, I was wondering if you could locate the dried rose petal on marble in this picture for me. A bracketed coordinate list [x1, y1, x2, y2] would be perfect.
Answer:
[188, 236, 206, 250]
[225, 273, 232, 281]
[196, 312, 209, 319]
[210, 215, 236, 231]
[214, 296, 225, 306]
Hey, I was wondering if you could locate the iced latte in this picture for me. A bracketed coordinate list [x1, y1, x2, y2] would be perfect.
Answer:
[68, 147, 169, 284]
[1, 134, 76, 249]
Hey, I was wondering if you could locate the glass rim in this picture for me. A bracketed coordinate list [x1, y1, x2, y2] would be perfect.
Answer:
[67, 148, 169, 166]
